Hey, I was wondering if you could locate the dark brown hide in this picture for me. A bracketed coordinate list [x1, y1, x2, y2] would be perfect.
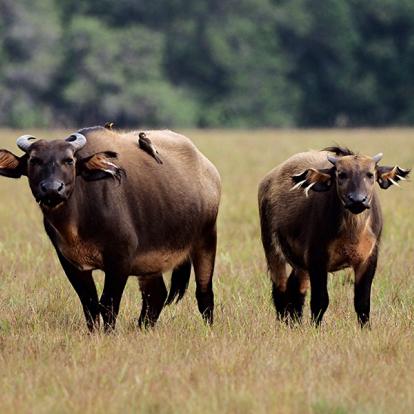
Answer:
[258, 147, 409, 326]
[0, 127, 221, 331]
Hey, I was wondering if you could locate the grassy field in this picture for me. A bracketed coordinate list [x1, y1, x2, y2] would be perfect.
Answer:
[0, 128, 414, 413]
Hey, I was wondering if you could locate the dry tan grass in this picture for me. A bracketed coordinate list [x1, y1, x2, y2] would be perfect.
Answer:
[0, 128, 414, 413]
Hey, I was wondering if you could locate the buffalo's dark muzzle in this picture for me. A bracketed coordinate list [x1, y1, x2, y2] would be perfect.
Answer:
[38, 180, 66, 207]
[344, 201, 370, 214]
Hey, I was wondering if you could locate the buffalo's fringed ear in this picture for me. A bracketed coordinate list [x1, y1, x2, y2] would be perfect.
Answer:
[291, 168, 333, 197]
[377, 165, 410, 189]
[0, 150, 27, 178]
[78, 151, 125, 182]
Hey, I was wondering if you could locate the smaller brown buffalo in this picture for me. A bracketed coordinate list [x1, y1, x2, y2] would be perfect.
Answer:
[0, 127, 221, 331]
[259, 146, 409, 326]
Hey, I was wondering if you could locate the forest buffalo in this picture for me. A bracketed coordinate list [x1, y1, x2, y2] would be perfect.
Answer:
[259, 146, 409, 327]
[0, 126, 221, 331]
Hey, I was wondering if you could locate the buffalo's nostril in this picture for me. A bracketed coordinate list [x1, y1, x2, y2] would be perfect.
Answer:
[39, 181, 64, 195]
[347, 193, 367, 204]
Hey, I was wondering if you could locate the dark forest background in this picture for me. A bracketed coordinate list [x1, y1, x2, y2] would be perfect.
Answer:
[1, 0, 414, 128]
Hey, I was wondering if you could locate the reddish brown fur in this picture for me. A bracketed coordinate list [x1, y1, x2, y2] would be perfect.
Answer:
[0, 151, 19, 169]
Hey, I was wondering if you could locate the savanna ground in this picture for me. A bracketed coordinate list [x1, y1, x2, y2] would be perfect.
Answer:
[0, 129, 414, 414]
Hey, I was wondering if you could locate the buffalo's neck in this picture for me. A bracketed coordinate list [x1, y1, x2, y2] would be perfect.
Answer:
[41, 189, 82, 242]
[338, 205, 372, 242]
[311, 189, 371, 247]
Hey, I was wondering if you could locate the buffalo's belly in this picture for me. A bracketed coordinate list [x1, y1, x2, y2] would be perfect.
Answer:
[57, 239, 190, 274]
[131, 248, 191, 275]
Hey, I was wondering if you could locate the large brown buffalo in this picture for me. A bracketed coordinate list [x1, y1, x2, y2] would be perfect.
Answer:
[259, 146, 409, 327]
[0, 126, 221, 331]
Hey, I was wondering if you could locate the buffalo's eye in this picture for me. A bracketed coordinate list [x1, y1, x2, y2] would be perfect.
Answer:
[338, 172, 347, 180]
[63, 158, 74, 166]
[30, 157, 43, 166]
[366, 172, 374, 179]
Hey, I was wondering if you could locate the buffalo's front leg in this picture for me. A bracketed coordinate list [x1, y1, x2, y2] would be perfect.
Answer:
[100, 271, 129, 332]
[56, 251, 100, 332]
[354, 247, 378, 328]
[309, 265, 329, 326]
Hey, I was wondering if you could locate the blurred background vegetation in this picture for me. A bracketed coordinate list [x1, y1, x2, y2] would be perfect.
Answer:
[1, 0, 414, 128]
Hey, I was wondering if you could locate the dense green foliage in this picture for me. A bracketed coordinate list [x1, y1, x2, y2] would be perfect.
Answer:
[1, 0, 414, 127]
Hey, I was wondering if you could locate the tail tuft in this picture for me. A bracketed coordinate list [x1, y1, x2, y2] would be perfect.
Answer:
[165, 260, 191, 305]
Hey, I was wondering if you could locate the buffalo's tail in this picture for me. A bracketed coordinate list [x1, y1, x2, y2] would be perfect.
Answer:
[165, 259, 192, 305]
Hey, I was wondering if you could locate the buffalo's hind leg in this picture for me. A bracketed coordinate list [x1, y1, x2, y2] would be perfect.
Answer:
[192, 225, 217, 324]
[270, 262, 288, 321]
[286, 269, 309, 323]
[56, 251, 100, 332]
[259, 209, 289, 320]
[264, 241, 289, 321]
[138, 273, 168, 329]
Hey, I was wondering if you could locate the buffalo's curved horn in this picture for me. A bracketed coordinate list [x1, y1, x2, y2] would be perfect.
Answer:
[372, 153, 383, 164]
[66, 133, 87, 151]
[327, 155, 337, 165]
[16, 135, 37, 152]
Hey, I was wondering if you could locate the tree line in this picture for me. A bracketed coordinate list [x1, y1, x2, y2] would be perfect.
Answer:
[1, 0, 414, 128]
